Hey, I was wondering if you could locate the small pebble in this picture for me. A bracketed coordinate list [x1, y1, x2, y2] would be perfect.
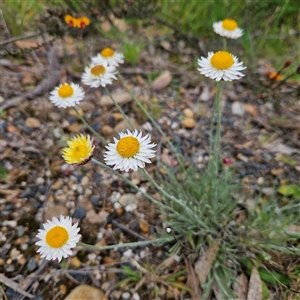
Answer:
[3, 220, 17, 228]
[81, 176, 89, 186]
[231, 102, 245, 116]
[132, 293, 140, 300]
[183, 108, 194, 118]
[125, 203, 138, 212]
[122, 249, 133, 258]
[90, 195, 101, 206]
[27, 257, 37, 271]
[181, 118, 196, 129]
[25, 117, 41, 128]
[122, 291, 131, 300]
[73, 207, 86, 220]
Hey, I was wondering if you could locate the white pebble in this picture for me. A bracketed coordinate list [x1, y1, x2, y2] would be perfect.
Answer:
[231, 102, 245, 116]
[125, 203, 137, 212]
[123, 249, 133, 258]
[132, 293, 140, 300]
[122, 292, 131, 300]
[3, 220, 17, 228]
[36, 177, 44, 185]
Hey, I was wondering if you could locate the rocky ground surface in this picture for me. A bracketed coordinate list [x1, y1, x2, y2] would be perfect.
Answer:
[0, 27, 300, 300]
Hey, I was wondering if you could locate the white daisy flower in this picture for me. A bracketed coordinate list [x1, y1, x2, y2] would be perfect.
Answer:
[213, 19, 243, 39]
[92, 47, 124, 67]
[35, 215, 81, 262]
[81, 62, 117, 88]
[104, 129, 156, 172]
[49, 83, 85, 108]
[198, 51, 246, 81]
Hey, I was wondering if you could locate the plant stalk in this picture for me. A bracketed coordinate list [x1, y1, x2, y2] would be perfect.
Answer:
[73, 107, 107, 144]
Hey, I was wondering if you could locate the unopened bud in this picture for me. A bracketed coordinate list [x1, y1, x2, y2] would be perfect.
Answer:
[283, 60, 292, 69]
[223, 158, 232, 166]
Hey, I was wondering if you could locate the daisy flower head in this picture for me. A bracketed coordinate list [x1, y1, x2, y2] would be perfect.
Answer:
[213, 19, 243, 39]
[104, 129, 156, 172]
[62, 134, 95, 165]
[49, 83, 85, 108]
[81, 62, 117, 88]
[198, 51, 246, 81]
[92, 47, 124, 68]
[35, 215, 81, 262]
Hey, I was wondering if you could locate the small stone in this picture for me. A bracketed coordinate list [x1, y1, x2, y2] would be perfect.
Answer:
[64, 284, 105, 300]
[114, 118, 139, 133]
[72, 207, 86, 220]
[139, 221, 149, 233]
[90, 195, 101, 206]
[231, 102, 245, 116]
[44, 205, 68, 222]
[20, 187, 37, 198]
[119, 193, 138, 208]
[271, 168, 284, 175]
[36, 177, 44, 185]
[101, 125, 114, 135]
[25, 117, 41, 128]
[199, 85, 210, 101]
[16, 226, 25, 236]
[182, 118, 196, 129]
[101, 282, 111, 292]
[52, 178, 63, 190]
[183, 108, 194, 118]
[244, 103, 258, 116]
[70, 257, 82, 268]
[122, 291, 131, 300]
[10, 248, 21, 259]
[257, 177, 264, 185]
[125, 203, 137, 212]
[152, 70, 172, 90]
[100, 92, 132, 107]
[78, 198, 93, 211]
[86, 209, 100, 224]
[81, 176, 89, 186]
[122, 249, 133, 258]
[27, 257, 37, 271]
[3, 220, 17, 228]
[132, 293, 140, 300]
[98, 210, 109, 224]
[111, 290, 122, 299]
[113, 113, 124, 121]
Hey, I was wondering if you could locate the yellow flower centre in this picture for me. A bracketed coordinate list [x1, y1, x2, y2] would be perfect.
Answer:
[91, 65, 106, 76]
[46, 226, 69, 248]
[222, 19, 238, 31]
[71, 144, 89, 161]
[210, 51, 234, 70]
[101, 47, 115, 58]
[116, 136, 140, 158]
[58, 84, 74, 98]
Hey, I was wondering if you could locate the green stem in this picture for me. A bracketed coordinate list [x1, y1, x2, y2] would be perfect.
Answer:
[213, 81, 222, 176]
[223, 38, 227, 51]
[73, 107, 107, 144]
[91, 158, 169, 210]
[140, 168, 200, 222]
[117, 73, 184, 168]
[104, 86, 134, 130]
[215, 82, 222, 159]
[208, 92, 217, 158]
[77, 238, 166, 251]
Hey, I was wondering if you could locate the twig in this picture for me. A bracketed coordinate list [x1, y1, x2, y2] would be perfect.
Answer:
[0, 274, 34, 299]
[0, 32, 42, 46]
[111, 219, 147, 241]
